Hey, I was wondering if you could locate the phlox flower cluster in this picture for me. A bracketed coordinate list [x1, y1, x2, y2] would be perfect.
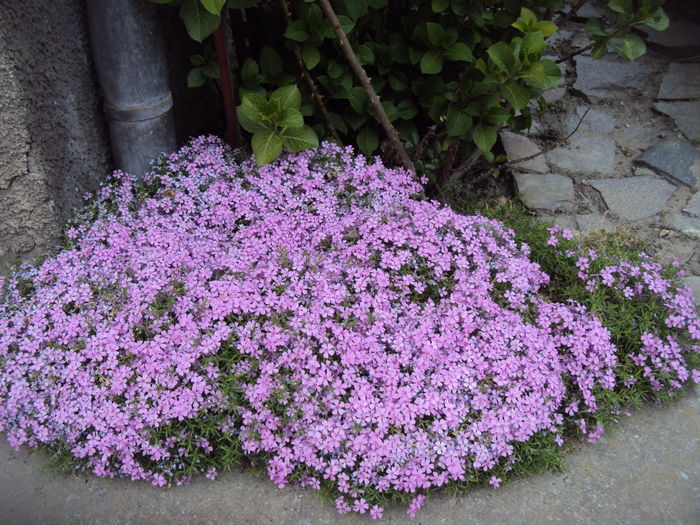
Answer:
[0, 137, 697, 518]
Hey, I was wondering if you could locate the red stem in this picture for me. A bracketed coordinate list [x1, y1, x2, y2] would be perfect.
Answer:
[213, 23, 241, 148]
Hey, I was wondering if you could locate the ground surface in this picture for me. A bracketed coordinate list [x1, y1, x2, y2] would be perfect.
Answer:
[2, 3, 700, 524]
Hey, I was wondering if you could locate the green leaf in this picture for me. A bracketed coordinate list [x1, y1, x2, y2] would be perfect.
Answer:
[487, 41, 515, 73]
[277, 107, 304, 128]
[501, 81, 531, 110]
[432, 0, 449, 12]
[397, 99, 418, 119]
[200, 0, 226, 15]
[179, 0, 221, 42]
[444, 42, 473, 62]
[301, 42, 320, 70]
[426, 22, 447, 47]
[446, 107, 472, 137]
[357, 126, 379, 156]
[337, 15, 355, 35]
[238, 93, 269, 133]
[535, 20, 558, 38]
[187, 67, 207, 87]
[381, 100, 399, 121]
[607, 0, 632, 14]
[540, 59, 561, 89]
[585, 17, 608, 37]
[483, 105, 510, 124]
[610, 34, 646, 61]
[252, 130, 283, 166]
[519, 7, 537, 25]
[473, 123, 497, 152]
[190, 54, 205, 66]
[521, 32, 545, 59]
[260, 46, 283, 78]
[389, 72, 409, 91]
[356, 44, 375, 65]
[236, 104, 269, 133]
[642, 8, 669, 31]
[203, 60, 220, 78]
[284, 20, 308, 41]
[591, 42, 609, 59]
[280, 125, 319, 152]
[420, 49, 444, 74]
[241, 57, 260, 88]
[518, 62, 545, 88]
[270, 85, 301, 110]
[347, 87, 367, 113]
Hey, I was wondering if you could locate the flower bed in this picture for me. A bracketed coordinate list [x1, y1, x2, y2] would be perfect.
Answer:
[1, 137, 698, 518]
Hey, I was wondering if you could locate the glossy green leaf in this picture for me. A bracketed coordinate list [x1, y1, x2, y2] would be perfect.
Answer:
[540, 59, 561, 89]
[432, 0, 449, 13]
[397, 99, 418, 119]
[487, 41, 515, 73]
[277, 107, 304, 128]
[483, 105, 510, 124]
[426, 22, 447, 47]
[252, 130, 283, 166]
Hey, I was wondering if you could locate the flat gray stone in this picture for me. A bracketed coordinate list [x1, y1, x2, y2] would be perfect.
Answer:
[634, 137, 700, 187]
[573, 56, 656, 102]
[653, 101, 700, 143]
[575, 214, 615, 235]
[546, 133, 617, 176]
[659, 241, 696, 267]
[589, 176, 676, 221]
[514, 173, 574, 211]
[543, 87, 566, 104]
[658, 63, 700, 100]
[667, 213, 700, 238]
[564, 106, 617, 135]
[684, 192, 700, 217]
[500, 131, 549, 173]
[643, 20, 700, 57]
[576, 4, 608, 18]
[681, 276, 700, 304]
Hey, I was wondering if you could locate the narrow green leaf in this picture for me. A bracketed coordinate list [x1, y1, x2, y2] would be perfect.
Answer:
[280, 125, 319, 152]
[252, 130, 283, 166]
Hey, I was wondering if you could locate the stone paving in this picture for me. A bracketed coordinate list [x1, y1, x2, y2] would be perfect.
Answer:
[504, 14, 700, 302]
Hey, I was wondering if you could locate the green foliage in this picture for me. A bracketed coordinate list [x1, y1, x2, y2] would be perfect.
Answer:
[236, 85, 319, 165]
[149, 0, 667, 175]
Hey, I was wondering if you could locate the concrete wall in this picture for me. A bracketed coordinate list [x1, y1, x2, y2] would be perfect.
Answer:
[0, 0, 111, 271]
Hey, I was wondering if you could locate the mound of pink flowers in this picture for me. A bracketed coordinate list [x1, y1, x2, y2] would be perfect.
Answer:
[0, 137, 698, 517]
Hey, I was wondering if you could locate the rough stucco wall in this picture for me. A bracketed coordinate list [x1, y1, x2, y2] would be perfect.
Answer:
[0, 0, 111, 271]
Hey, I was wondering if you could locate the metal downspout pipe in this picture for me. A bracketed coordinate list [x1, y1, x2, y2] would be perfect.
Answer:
[86, 0, 176, 177]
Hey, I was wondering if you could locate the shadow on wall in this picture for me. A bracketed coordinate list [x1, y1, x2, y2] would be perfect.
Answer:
[0, 0, 112, 271]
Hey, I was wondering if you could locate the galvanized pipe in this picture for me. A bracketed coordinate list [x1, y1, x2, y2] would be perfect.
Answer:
[86, 0, 176, 176]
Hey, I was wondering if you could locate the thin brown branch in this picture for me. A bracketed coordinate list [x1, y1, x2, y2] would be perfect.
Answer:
[556, 42, 594, 64]
[503, 106, 591, 167]
[317, 0, 415, 173]
[441, 139, 459, 179]
[279, 0, 341, 143]
[445, 147, 483, 186]
[555, 0, 590, 26]
[411, 124, 437, 162]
